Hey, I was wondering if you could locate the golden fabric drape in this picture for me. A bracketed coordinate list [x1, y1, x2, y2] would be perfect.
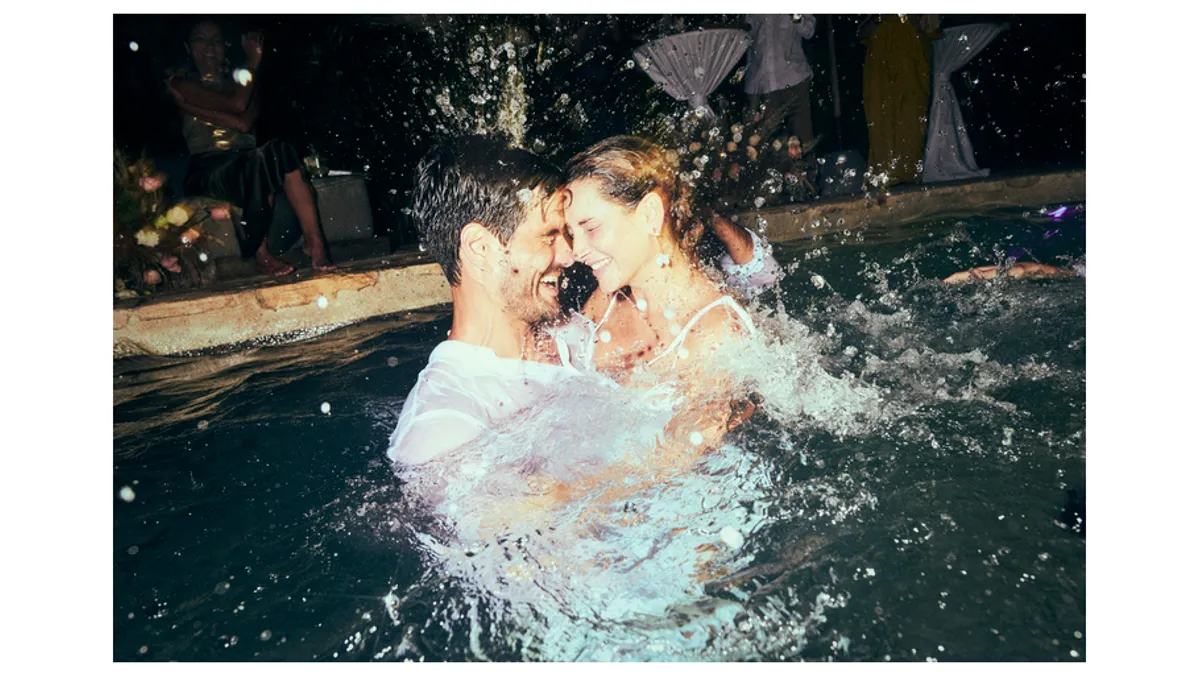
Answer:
[863, 15, 937, 184]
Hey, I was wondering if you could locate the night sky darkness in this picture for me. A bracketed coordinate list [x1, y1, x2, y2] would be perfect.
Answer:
[113, 14, 1085, 244]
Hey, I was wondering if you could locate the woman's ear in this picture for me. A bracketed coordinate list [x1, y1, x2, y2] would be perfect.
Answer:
[637, 191, 666, 237]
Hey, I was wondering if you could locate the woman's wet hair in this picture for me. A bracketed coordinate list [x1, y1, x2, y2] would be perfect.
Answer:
[564, 135, 703, 261]
[412, 135, 564, 286]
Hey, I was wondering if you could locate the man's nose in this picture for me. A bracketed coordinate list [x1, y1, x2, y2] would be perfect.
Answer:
[569, 229, 591, 262]
[554, 234, 575, 268]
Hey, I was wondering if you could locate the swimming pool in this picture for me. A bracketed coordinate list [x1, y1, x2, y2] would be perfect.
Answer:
[113, 204, 1085, 661]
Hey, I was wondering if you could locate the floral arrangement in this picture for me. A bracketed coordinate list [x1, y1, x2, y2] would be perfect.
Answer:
[113, 149, 229, 298]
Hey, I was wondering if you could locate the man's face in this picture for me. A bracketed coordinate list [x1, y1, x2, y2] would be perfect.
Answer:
[494, 191, 575, 326]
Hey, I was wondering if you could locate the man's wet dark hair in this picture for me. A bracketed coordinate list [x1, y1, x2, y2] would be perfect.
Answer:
[412, 135, 565, 286]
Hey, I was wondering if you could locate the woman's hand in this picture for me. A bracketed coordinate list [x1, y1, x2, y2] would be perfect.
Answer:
[242, 32, 265, 69]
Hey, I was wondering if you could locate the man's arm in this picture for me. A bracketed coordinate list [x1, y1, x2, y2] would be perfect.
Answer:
[388, 410, 486, 466]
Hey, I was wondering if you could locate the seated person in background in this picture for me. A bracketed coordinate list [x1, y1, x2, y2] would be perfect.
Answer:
[169, 19, 334, 276]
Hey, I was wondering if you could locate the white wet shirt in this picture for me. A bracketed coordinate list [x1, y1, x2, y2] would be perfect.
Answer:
[387, 341, 579, 465]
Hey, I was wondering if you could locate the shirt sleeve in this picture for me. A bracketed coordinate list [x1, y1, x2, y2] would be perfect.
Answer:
[387, 409, 487, 466]
[719, 230, 784, 299]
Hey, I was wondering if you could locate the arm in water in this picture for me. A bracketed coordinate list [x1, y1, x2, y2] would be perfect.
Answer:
[477, 372, 759, 538]
[943, 262, 1079, 284]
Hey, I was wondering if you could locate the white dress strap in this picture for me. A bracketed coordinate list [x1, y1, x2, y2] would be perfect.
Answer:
[647, 296, 756, 369]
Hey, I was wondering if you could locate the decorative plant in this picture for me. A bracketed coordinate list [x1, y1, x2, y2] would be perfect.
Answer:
[113, 149, 228, 298]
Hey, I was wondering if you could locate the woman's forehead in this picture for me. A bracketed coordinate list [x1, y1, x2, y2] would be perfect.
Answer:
[190, 22, 222, 39]
[563, 179, 606, 211]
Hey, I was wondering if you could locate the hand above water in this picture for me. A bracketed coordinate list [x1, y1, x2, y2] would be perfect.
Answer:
[242, 32, 265, 68]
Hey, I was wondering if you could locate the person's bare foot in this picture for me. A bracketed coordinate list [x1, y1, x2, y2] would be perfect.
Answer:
[304, 237, 336, 273]
[255, 244, 295, 277]
[309, 248, 337, 274]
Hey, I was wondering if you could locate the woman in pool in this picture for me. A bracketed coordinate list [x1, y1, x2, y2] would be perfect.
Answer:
[169, 19, 334, 275]
[559, 135, 759, 386]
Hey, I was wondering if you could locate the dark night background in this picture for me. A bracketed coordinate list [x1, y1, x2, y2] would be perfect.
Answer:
[113, 14, 1085, 246]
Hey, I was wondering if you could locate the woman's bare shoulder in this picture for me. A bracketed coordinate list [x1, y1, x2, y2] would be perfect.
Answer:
[680, 297, 753, 356]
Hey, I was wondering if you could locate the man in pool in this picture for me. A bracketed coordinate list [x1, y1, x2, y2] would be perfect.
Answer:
[388, 135, 780, 466]
[387, 136, 579, 465]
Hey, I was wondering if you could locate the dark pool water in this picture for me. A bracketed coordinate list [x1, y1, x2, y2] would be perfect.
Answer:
[114, 204, 1085, 661]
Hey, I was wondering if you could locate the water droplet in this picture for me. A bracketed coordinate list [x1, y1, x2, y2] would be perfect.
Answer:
[260, 630, 273, 641]
[599, 330, 612, 343]
[386, 357, 399, 367]
[118, 486, 136, 502]
[197, 420, 209, 430]
[214, 581, 231, 595]
[635, 298, 647, 311]
[689, 431, 704, 446]
[720, 526, 744, 548]
[320, 402, 332, 415]
[316, 295, 329, 309]
[128, 41, 139, 52]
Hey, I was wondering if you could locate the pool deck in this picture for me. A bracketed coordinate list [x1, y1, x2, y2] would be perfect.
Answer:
[113, 168, 1084, 358]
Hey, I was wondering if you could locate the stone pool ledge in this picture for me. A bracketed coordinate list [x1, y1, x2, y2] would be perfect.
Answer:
[114, 169, 1084, 358]
[113, 254, 451, 358]
[751, 169, 1084, 240]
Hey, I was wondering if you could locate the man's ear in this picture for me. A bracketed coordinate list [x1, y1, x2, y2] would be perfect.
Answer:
[459, 222, 494, 281]
[637, 191, 666, 237]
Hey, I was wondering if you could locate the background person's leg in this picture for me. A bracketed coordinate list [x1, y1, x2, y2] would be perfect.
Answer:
[756, 88, 788, 141]
[788, 79, 815, 146]
[282, 170, 335, 271]
[265, 193, 303, 257]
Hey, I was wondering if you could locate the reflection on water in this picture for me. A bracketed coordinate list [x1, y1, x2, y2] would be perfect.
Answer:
[114, 207, 1085, 661]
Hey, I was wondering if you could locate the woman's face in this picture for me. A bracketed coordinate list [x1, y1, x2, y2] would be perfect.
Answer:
[187, 21, 226, 75]
[564, 179, 659, 294]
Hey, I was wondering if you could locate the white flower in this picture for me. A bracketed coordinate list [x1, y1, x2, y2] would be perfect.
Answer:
[136, 228, 161, 248]
[166, 206, 190, 226]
